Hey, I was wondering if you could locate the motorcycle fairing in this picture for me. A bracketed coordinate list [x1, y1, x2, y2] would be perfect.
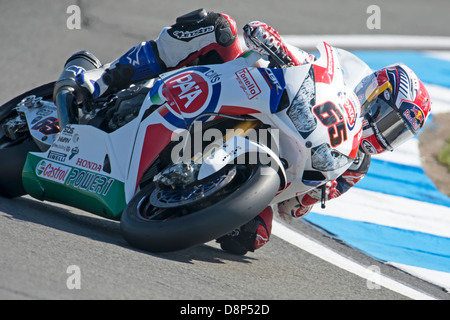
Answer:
[126, 52, 296, 194]
[269, 42, 364, 203]
[20, 43, 367, 219]
[16, 96, 60, 151]
[22, 123, 132, 220]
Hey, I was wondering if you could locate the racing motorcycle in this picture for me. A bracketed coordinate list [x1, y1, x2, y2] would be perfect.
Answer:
[0, 41, 371, 253]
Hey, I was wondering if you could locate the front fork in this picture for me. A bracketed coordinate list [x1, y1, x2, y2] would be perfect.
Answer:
[155, 118, 286, 188]
[155, 120, 262, 187]
[195, 119, 286, 187]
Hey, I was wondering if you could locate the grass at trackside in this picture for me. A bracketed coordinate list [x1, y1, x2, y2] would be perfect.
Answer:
[438, 135, 450, 171]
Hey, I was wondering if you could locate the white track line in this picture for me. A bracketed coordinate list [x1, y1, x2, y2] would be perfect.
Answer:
[272, 221, 437, 300]
[282, 34, 450, 50]
[240, 34, 450, 50]
[269, 34, 449, 299]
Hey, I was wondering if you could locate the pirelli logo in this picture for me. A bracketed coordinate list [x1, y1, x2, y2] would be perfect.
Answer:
[235, 68, 261, 100]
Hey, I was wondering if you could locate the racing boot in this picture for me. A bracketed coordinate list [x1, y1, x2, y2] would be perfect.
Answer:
[216, 206, 273, 255]
[53, 41, 164, 128]
[53, 50, 102, 128]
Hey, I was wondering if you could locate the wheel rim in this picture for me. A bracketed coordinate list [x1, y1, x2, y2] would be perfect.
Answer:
[150, 167, 236, 208]
[136, 165, 251, 221]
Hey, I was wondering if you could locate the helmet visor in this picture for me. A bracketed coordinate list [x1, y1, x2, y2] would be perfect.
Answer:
[356, 73, 392, 117]
[369, 98, 415, 150]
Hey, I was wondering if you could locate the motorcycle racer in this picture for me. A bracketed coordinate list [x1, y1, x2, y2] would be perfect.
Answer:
[53, 8, 431, 255]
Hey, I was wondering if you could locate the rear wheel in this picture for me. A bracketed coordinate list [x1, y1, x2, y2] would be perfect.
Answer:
[0, 82, 55, 197]
[120, 163, 280, 253]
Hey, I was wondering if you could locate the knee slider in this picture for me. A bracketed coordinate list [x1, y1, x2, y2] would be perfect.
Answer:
[214, 13, 237, 47]
[175, 8, 208, 25]
[172, 9, 237, 47]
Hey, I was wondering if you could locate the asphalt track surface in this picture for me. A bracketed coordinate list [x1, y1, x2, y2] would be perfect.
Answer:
[1, 0, 449, 301]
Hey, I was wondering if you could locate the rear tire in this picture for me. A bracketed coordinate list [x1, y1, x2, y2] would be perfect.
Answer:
[0, 82, 55, 197]
[120, 164, 280, 253]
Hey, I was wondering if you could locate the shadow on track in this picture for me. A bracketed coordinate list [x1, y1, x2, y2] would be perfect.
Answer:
[0, 195, 257, 265]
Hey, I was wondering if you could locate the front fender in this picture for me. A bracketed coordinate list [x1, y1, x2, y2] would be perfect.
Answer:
[197, 135, 287, 188]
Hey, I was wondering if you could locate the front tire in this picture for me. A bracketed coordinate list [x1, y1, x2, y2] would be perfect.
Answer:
[120, 164, 280, 253]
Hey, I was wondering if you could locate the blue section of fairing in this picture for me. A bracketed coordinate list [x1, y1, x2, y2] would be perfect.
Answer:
[257, 68, 286, 113]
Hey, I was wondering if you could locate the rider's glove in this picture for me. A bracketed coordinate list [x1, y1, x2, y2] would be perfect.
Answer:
[243, 21, 302, 66]
[243, 21, 282, 55]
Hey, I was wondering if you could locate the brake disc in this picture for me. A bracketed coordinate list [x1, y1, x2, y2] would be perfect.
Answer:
[150, 167, 236, 208]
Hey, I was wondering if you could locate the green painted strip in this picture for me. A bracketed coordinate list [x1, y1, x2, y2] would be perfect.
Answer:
[23, 153, 127, 220]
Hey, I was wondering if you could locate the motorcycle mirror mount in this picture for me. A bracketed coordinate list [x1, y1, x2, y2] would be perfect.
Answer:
[320, 184, 327, 209]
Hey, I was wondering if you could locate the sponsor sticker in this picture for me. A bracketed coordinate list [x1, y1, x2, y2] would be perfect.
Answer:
[36, 160, 71, 184]
[400, 101, 424, 132]
[337, 92, 357, 130]
[35, 159, 114, 196]
[48, 150, 67, 162]
[235, 68, 261, 100]
[65, 168, 114, 196]
[172, 26, 215, 39]
[75, 158, 102, 172]
[162, 71, 210, 115]
[263, 69, 282, 94]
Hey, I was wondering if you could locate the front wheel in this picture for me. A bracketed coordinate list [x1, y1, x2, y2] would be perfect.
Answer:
[120, 164, 280, 253]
